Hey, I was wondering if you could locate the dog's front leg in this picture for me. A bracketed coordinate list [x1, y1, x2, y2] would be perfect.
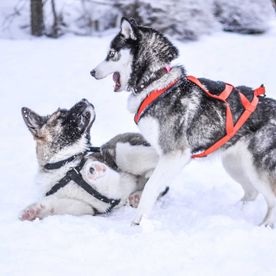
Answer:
[20, 196, 95, 221]
[132, 150, 191, 225]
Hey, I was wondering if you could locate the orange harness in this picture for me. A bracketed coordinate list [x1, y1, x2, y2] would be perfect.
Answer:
[134, 75, 266, 158]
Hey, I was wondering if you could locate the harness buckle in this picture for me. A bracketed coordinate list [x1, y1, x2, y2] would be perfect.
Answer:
[72, 167, 80, 175]
[66, 167, 79, 179]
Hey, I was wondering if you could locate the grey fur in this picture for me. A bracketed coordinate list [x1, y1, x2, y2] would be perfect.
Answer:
[88, 132, 151, 173]
[20, 99, 161, 220]
[113, 18, 178, 92]
[91, 17, 276, 227]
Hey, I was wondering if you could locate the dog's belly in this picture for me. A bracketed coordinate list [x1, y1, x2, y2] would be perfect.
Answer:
[138, 117, 162, 155]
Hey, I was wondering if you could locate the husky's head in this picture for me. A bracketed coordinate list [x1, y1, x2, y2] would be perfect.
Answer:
[21, 99, 95, 165]
[90, 17, 178, 93]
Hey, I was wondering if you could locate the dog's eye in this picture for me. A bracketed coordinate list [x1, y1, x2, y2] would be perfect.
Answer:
[108, 50, 118, 61]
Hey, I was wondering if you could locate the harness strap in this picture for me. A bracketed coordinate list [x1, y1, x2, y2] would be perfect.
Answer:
[134, 78, 179, 124]
[188, 76, 265, 158]
[134, 73, 265, 159]
[46, 171, 73, 196]
[45, 155, 120, 213]
[44, 152, 84, 170]
[66, 167, 120, 212]
[44, 146, 101, 170]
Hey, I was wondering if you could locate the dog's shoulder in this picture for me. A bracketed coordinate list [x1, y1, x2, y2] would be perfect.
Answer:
[198, 77, 227, 96]
[198, 78, 256, 98]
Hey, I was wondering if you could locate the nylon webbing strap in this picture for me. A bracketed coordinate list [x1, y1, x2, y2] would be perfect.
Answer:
[45, 154, 120, 213]
[187, 76, 265, 158]
[133, 74, 265, 159]
[134, 79, 179, 124]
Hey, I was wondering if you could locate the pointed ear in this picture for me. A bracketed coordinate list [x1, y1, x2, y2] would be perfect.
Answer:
[21, 107, 45, 136]
[120, 17, 137, 40]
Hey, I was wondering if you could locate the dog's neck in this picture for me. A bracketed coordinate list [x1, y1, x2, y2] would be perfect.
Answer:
[127, 28, 179, 93]
[127, 66, 185, 114]
[128, 63, 168, 93]
[131, 66, 172, 94]
[36, 136, 91, 169]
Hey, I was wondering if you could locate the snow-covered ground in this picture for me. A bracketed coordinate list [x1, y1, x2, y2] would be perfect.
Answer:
[1, 22, 276, 276]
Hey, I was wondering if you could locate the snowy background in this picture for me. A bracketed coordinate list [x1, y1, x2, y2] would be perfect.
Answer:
[1, 0, 275, 39]
[1, 1, 276, 276]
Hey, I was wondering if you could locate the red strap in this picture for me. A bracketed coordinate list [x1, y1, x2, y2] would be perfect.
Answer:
[254, 85, 265, 96]
[190, 76, 265, 158]
[134, 74, 265, 159]
[187, 76, 235, 135]
[134, 79, 179, 124]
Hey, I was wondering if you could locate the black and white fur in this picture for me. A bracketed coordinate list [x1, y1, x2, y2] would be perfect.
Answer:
[91, 17, 276, 227]
[20, 99, 158, 220]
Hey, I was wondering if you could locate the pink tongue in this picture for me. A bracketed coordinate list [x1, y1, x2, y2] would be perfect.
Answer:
[112, 72, 117, 81]
[113, 72, 120, 92]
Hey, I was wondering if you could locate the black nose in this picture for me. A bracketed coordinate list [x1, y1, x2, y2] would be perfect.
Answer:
[81, 98, 94, 108]
[81, 98, 89, 104]
[90, 70, 96, 77]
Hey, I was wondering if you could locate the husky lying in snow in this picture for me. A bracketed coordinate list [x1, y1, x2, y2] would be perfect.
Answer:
[91, 17, 276, 227]
[20, 99, 162, 221]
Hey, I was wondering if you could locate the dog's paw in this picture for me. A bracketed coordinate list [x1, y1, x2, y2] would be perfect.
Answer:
[259, 219, 275, 229]
[240, 192, 258, 203]
[19, 204, 45, 221]
[128, 191, 142, 208]
[131, 214, 145, 226]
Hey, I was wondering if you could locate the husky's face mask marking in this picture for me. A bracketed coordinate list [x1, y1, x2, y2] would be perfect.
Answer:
[91, 18, 138, 92]
[22, 99, 95, 161]
[92, 48, 133, 92]
[91, 17, 179, 94]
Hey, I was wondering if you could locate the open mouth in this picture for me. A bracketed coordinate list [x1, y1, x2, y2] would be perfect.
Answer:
[113, 72, 121, 92]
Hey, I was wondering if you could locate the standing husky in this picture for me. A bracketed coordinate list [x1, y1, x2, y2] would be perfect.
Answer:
[20, 99, 159, 220]
[91, 17, 276, 227]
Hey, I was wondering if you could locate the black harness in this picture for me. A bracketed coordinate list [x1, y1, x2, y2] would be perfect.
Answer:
[44, 146, 121, 213]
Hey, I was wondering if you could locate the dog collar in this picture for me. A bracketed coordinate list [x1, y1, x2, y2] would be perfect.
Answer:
[44, 146, 101, 170]
[133, 66, 172, 94]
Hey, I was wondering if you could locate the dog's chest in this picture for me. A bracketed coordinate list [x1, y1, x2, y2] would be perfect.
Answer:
[138, 117, 162, 155]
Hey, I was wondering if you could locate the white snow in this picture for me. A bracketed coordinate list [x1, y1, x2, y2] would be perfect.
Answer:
[1, 21, 276, 276]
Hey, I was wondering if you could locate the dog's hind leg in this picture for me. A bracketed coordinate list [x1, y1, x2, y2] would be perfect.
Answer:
[255, 177, 276, 228]
[250, 170, 276, 227]
[222, 137, 276, 227]
[226, 149, 276, 227]
[222, 142, 258, 202]
[246, 124, 276, 227]
[132, 150, 191, 225]
[20, 196, 95, 221]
